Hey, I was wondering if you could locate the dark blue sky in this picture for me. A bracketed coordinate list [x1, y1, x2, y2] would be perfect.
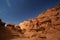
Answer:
[0, 0, 60, 24]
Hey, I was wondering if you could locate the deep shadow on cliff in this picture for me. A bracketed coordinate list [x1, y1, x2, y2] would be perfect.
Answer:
[0, 19, 13, 40]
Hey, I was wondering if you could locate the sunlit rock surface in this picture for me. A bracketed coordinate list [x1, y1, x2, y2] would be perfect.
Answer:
[18, 4, 60, 40]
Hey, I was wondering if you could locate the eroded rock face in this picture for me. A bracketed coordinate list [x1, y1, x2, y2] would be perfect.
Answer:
[19, 21, 34, 32]
[19, 10, 60, 32]
[6, 24, 19, 34]
[18, 4, 60, 40]
[6, 24, 15, 30]
[15, 25, 23, 33]
[37, 5, 60, 31]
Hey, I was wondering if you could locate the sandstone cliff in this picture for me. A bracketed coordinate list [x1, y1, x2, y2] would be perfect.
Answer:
[18, 4, 60, 40]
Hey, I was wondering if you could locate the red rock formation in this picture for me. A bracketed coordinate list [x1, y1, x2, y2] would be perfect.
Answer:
[18, 4, 60, 40]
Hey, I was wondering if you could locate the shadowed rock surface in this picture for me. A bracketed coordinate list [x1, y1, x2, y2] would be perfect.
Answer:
[0, 19, 14, 40]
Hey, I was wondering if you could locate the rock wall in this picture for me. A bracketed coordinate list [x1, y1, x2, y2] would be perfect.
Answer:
[18, 4, 60, 40]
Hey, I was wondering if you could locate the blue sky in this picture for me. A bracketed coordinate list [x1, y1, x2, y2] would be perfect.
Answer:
[0, 0, 60, 25]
